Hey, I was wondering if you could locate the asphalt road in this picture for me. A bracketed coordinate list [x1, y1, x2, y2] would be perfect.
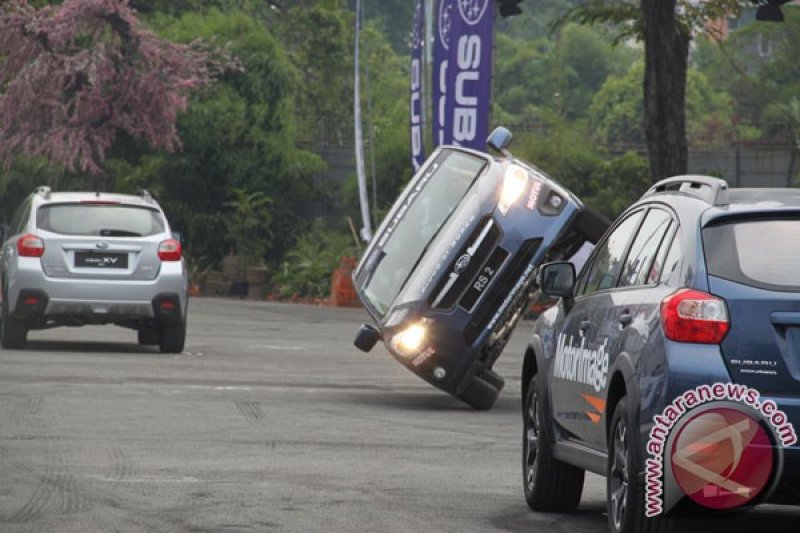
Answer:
[0, 299, 798, 533]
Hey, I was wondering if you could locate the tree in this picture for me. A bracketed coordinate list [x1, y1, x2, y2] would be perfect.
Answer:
[591, 61, 734, 148]
[0, 0, 227, 177]
[115, 9, 325, 265]
[561, 0, 740, 181]
[641, 0, 690, 180]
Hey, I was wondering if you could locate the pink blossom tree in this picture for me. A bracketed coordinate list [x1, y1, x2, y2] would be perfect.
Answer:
[0, 0, 223, 175]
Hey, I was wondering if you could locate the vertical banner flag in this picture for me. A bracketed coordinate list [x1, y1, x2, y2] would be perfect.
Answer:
[410, 0, 426, 172]
[433, 0, 453, 149]
[442, 0, 493, 150]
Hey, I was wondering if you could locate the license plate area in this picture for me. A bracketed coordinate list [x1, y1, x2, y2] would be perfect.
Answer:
[459, 248, 508, 312]
[74, 251, 128, 269]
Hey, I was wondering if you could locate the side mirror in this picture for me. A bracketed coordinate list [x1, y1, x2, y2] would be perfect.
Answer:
[537, 262, 576, 299]
[487, 126, 513, 156]
[354, 323, 382, 352]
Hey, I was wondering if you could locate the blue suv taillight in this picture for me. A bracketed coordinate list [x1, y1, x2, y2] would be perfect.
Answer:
[661, 288, 730, 344]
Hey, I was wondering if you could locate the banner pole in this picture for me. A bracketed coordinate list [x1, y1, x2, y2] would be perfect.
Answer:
[354, 0, 372, 242]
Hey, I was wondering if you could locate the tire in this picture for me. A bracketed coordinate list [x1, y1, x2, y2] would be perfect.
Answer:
[158, 321, 186, 354]
[138, 328, 159, 346]
[479, 368, 505, 391]
[1, 295, 27, 350]
[457, 373, 500, 410]
[607, 398, 673, 533]
[523, 376, 584, 512]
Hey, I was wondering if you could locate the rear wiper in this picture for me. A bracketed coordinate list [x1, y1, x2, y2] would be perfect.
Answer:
[99, 229, 141, 237]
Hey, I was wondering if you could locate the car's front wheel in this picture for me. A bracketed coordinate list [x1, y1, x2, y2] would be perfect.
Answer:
[457, 373, 500, 410]
[523, 376, 584, 512]
[158, 321, 186, 354]
[607, 398, 673, 533]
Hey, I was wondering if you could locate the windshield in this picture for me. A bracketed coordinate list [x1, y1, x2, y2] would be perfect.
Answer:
[704, 217, 800, 292]
[362, 150, 487, 315]
[37, 204, 166, 237]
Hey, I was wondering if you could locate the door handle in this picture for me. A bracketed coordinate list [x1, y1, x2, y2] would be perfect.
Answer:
[619, 311, 633, 327]
[579, 320, 591, 333]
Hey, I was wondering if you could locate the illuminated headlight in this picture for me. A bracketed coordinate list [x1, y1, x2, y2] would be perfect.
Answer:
[498, 164, 529, 216]
[390, 323, 427, 357]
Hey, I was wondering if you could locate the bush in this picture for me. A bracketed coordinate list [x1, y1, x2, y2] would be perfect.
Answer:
[273, 220, 359, 298]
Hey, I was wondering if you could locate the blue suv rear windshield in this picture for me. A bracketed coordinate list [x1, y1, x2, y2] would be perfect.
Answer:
[37, 204, 165, 237]
[703, 218, 800, 292]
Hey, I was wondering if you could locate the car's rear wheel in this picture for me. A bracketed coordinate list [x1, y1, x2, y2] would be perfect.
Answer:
[1, 294, 27, 350]
[523, 376, 584, 511]
[138, 327, 159, 346]
[158, 321, 186, 354]
[607, 398, 673, 533]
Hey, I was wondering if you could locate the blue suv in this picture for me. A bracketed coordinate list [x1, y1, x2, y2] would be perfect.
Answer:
[521, 176, 800, 533]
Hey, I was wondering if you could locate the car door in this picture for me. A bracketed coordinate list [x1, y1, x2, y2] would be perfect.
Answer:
[599, 207, 677, 448]
[548, 209, 644, 447]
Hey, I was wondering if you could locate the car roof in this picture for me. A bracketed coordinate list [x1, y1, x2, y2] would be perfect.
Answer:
[700, 187, 800, 226]
[34, 191, 159, 209]
[727, 188, 800, 208]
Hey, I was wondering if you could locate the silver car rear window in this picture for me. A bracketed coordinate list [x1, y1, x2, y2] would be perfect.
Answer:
[36, 203, 165, 237]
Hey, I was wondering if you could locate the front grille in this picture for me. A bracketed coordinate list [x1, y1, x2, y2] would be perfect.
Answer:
[463, 238, 543, 347]
[429, 217, 501, 310]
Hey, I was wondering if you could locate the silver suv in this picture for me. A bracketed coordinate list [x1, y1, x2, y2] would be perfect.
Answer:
[0, 186, 188, 352]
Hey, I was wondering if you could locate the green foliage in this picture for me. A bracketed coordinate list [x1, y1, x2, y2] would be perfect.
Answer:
[514, 121, 605, 199]
[494, 24, 634, 124]
[112, 9, 325, 268]
[589, 62, 646, 146]
[224, 188, 272, 279]
[585, 151, 651, 218]
[590, 60, 734, 148]
[556, 0, 742, 42]
[513, 123, 651, 219]
[273, 219, 358, 298]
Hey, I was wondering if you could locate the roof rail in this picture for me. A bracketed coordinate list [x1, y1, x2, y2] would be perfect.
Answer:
[34, 185, 52, 200]
[641, 175, 730, 206]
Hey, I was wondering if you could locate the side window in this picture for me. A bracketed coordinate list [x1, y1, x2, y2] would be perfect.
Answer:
[582, 211, 644, 295]
[619, 209, 673, 287]
[647, 224, 678, 285]
[659, 234, 684, 285]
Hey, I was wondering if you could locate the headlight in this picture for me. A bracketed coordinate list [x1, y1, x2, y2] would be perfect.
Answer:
[390, 323, 427, 357]
[498, 164, 529, 215]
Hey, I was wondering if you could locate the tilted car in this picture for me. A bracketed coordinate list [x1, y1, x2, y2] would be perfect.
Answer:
[522, 176, 800, 532]
[352, 128, 608, 410]
[0, 187, 188, 352]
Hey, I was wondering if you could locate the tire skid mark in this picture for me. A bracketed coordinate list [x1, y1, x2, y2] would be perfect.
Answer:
[107, 447, 133, 487]
[235, 400, 265, 426]
[6, 457, 57, 523]
[3, 433, 92, 522]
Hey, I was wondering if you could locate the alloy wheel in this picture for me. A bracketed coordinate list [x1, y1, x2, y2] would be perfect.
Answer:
[525, 387, 540, 491]
[609, 417, 629, 531]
